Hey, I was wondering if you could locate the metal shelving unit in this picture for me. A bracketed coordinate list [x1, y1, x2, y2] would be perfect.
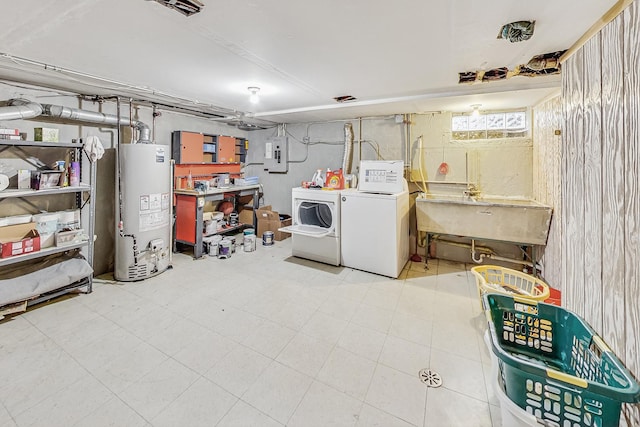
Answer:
[0, 241, 89, 267]
[0, 139, 96, 309]
[0, 185, 91, 199]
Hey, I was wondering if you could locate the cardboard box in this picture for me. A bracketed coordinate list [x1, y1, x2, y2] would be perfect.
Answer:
[18, 170, 31, 189]
[34, 127, 59, 142]
[0, 222, 41, 258]
[238, 206, 254, 226]
[237, 195, 256, 226]
[30, 170, 63, 190]
[55, 228, 84, 247]
[256, 206, 292, 241]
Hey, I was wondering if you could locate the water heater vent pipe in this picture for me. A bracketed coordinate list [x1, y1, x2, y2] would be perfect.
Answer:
[41, 103, 151, 143]
[0, 99, 43, 120]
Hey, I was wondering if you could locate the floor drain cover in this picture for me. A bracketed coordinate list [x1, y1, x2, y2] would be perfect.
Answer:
[419, 369, 443, 387]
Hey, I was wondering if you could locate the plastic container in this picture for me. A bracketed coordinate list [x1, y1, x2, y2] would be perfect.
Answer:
[325, 168, 344, 189]
[471, 265, 550, 308]
[33, 212, 60, 234]
[494, 374, 543, 426]
[545, 287, 562, 306]
[262, 231, 274, 246]
[57, 209, 80, 230]
[55, 228, 84, 246]
[484, 293, 640, 427]
[218, 238, 232, 259]
[311, 169, 324, 187]
[243, 234, 256, 252]
[484, 330, 542, 426]
[69, 162, 80, 187]
[2, 214, 32, 226]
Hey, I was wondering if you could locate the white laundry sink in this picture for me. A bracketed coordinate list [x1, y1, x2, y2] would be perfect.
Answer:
[415, 193, 552, 245]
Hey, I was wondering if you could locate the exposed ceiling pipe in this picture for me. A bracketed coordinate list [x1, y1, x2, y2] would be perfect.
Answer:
[41, 103, 151, 143]
[0, 99, 43, 120]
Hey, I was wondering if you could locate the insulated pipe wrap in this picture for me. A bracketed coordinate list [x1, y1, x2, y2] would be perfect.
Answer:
[342, 122, 354, 174]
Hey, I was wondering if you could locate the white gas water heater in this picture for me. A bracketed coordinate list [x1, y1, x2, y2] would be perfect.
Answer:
[115, 143, 172, 281]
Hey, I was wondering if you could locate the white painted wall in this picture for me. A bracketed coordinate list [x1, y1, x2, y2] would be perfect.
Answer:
[246, 112, 533, 215]
[244, 116, 408, 214]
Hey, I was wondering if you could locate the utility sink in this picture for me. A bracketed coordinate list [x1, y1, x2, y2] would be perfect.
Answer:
[415, 193, 552, 245]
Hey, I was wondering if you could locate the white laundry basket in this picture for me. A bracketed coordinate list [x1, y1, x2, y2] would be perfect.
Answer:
[484, 331, 542, 427]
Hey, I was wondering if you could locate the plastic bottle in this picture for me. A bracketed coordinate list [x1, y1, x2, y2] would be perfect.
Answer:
[69, 162, 80, 187]
[187, 170, 193, 189]
[312, 169, 324, 187]
[326, 168, 344, 189]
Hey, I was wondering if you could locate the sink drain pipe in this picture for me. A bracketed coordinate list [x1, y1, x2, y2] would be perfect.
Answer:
[428, 236, 534, 268]
[470, 239, 533, 267]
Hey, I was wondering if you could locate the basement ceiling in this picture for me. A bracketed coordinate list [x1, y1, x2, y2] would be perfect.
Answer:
[0, 0, 616, 124]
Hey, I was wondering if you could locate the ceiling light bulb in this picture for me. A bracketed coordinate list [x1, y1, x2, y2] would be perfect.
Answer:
[248, 87, 260, 104]
[471, 104, 481, 116]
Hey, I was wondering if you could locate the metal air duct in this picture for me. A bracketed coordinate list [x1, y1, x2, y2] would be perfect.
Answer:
[342, 122, 354, 174]
[0, 99, 43, 121]
[41, 104, 152, 143]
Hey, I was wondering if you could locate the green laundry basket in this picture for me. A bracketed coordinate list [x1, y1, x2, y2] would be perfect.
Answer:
[484, 293, 640, 427]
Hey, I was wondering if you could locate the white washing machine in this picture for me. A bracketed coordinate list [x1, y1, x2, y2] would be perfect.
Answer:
[340, 179, 409, 278]
[279, 187, 341, 266]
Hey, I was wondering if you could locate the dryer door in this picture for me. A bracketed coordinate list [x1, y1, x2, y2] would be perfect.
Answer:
[279, 199, 337, 238]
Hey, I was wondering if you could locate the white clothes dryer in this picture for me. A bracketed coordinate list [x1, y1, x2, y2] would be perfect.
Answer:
[279, 187, 341, 266]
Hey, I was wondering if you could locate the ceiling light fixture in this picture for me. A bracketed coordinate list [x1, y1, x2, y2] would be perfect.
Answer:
[248, 87, 260, 104]
[471, 104, 482, 116]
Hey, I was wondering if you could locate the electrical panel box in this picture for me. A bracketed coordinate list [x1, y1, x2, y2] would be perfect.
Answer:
[264, 136, 288, 173]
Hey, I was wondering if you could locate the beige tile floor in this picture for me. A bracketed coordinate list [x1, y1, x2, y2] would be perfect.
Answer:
[0, 237, 506, 427]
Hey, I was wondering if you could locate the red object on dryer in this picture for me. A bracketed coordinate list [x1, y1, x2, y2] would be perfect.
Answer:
[325, 169, 345, 189]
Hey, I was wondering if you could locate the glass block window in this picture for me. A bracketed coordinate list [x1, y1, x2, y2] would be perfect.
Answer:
[451, 110, 528, 140]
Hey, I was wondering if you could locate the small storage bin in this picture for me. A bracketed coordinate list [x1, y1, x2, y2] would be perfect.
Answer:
[33, 212, 60, 234]
[484, 293, 640, 427]
[57, 209, 80, 230]
[55, 228, 84, 247]
[0, 214, 33, 226]
[472, 265, 550, 308]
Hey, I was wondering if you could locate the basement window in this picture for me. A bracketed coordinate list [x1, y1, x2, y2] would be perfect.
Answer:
[451, 110, 528, 140]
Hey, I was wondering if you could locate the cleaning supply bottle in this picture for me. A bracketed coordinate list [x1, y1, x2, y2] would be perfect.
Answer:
[326, 168, 345, 189]
[312, 169, 324, 187]
[187, 169, 193, 189]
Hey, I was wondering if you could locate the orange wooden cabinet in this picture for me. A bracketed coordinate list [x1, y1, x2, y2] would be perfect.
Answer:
[171, 131, 247, 164]
[216, 135, 236, 163]
[171, 131, 204, 163]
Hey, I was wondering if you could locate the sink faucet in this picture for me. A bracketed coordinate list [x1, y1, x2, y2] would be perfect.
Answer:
[463, 184, 479, 199]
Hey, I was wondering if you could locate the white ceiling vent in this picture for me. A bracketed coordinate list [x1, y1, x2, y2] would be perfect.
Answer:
[150, 0, 204, 16]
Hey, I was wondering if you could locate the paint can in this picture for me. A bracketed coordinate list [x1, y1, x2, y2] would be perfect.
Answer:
[205, 235, 222, 257]
[262, 231, 274, 246]
[229, 212, 239, 226]
[228, 235, 237, 253]
[243, 228, 255, 236]
[243, 234, 256, 252]
[218, 238, 232, 259]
